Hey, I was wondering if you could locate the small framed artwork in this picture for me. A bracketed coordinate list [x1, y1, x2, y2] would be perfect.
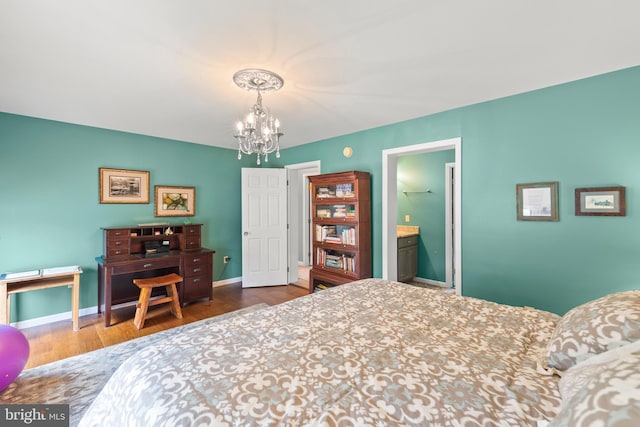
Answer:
[155, 185, 195, 217]
[516, 181, 559, 221]
[575, 186, 625, 216]
[99, 168, 150, 204]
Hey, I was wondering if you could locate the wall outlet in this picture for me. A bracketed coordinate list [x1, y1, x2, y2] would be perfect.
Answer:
[405, 215, 410, 222]
[223, 256, 230, 264]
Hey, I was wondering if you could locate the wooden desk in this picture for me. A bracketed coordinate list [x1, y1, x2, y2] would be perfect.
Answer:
[97, 223, 214, 327]
[96, 249, 213, 327]
[0, 269, 82, 331]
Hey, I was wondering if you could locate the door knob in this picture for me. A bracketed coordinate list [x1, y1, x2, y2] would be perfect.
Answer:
[243, 232, 249, 236]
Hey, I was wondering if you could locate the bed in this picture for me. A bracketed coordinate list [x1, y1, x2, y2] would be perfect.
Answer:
[78, 279, 640, 426]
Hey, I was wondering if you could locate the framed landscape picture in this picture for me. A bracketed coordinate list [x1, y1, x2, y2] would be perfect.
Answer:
[155, 185, 195, 217]
[575, 186, 625, 216]
[516, 181, 559, 221]
[99, 168, 150, 204]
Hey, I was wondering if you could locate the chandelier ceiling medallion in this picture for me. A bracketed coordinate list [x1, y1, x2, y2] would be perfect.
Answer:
[233, 68, 284, 165]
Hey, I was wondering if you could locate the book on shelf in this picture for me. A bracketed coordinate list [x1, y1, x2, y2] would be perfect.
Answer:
[335, 183, 354, 197]
[314, 283, 336, 291]
[315, 225, 355, 245]
[316, 248, 355, 271]
[316, 187, 336, 198]
[324, 253, 341, 268]
[341, 227, 356, 245]
[332, 204, 347, 217]
[315, 225, 335, 242]
[316, 247, 325, 264]
[316, 208, 332, 218]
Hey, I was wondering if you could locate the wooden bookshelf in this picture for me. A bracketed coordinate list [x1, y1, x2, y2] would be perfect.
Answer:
[308, 171, 371, 292]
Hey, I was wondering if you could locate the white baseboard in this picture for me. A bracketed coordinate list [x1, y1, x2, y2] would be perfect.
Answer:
[412, 277, 450, 288]
[11, 306, 98, 330]
[213, 276, 242, 288]
[11, 300, 150, 329]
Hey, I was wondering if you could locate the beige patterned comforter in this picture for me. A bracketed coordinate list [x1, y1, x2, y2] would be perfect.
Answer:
[80, 279, 561, 426]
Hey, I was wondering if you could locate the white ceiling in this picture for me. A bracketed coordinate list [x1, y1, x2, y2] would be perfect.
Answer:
[1, 1, 639, 150]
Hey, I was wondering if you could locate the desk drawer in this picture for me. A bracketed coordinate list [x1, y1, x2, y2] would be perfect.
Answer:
[106, 247, 130, 257]
[183, 236, 201, 250]
[111, 257, 179, 275]
[105, 228, 130, 239]
[184, 225, 201, 236]
[184, 264, 211, 277]
[107, 237, 129, 248]
[183, 252, 212, 270]
[183, 274, 212, 302]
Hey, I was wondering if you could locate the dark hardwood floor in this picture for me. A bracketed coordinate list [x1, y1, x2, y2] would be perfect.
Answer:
[21, 281, 309, 369]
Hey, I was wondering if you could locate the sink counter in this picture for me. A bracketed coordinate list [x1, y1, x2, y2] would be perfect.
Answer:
[397, 225, 420, 237]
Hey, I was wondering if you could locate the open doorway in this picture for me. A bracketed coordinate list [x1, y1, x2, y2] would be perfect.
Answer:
[396, 151, 455, 288]
[286, 161, 321, 286]
[382, 137, 462, 294]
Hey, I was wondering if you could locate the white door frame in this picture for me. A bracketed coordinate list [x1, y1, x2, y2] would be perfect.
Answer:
[445, 162, 455, 287]
[382, 137, 462, 294]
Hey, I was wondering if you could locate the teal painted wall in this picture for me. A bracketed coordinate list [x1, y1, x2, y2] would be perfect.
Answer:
[397, 150, 455, 282]
[0, 114, 251, 322]
[2, 66, 638, 320]
[273, 66, 640, 315]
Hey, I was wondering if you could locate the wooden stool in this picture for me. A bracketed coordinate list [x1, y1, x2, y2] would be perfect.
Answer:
[132, 273, 183, 329]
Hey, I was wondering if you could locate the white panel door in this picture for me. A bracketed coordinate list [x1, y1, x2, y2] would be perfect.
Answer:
[241, 168, 288, 287]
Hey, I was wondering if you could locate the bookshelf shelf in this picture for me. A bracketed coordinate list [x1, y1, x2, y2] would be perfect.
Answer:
[309, 171, 371, 292]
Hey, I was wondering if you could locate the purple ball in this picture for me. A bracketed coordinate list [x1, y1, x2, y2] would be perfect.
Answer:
[0, 324, 30, 391]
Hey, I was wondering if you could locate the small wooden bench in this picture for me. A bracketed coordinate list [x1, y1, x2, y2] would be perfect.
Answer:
[132, 273, 183, 329]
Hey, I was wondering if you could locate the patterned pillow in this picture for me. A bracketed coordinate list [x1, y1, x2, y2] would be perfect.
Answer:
[557, 340, 640, 404]
[546, 290, 640, 371]
[549, 343, 640, 427]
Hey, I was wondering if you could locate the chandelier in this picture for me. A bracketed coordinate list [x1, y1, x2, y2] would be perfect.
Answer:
[233, 69, 284, 165]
